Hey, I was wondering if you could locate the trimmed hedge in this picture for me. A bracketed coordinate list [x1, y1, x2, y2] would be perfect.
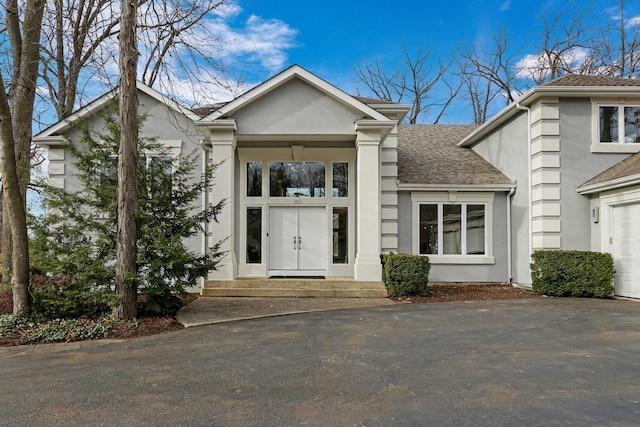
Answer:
[381, 253, 430, 297]
[530, 250, 615, 298]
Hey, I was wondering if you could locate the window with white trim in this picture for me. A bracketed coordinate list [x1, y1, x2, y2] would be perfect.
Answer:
[418, 203, 486, 255]
[598, 105, 640, 144]
[412, 192, 494, 264]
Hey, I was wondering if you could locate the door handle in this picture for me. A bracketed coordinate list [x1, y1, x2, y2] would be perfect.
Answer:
[298, 236, 301, 249]
[293, 236, 297, 250]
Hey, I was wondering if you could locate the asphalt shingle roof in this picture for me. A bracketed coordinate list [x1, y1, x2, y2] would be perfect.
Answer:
[398, 125, 514, 186]
[580, 152, 640, 188]
[543, 74, 640, 87]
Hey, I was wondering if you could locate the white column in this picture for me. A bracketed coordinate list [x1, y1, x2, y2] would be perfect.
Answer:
[354, 125, 383, 281]
[201, 121, 237, 280]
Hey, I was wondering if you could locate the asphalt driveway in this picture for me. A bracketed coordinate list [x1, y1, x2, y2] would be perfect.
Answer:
[1, 298, 640, 426]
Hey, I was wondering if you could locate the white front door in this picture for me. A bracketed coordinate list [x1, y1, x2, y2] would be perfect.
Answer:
[612, 203, 640, 298]
[269, 206, 327, 276]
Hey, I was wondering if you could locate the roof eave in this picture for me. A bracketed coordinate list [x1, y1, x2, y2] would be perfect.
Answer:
[397, 183, 516, 192]
[33, 135, 68, 148]
[577, 173, 640, 195]
[459, 85, 640, 147]
[34, 81, 198, 139]
[34, 90, 118, 139]
[368, 103, 412, 122]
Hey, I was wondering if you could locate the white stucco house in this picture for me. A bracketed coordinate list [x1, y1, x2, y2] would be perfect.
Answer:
[34, 66, 640, 298]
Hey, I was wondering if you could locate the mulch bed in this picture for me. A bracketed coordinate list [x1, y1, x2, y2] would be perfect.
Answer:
[389, 282, 539, 303]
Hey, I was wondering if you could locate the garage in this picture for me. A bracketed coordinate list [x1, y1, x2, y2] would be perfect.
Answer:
[578, 152, 640, 300]
[612, 202, 640, 298]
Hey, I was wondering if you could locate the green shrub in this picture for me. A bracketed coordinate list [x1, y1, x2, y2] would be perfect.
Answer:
[29, 112, 224, 316]
[30, 274, 120, 319]
[382, 253, 430, 297]
[380, 253, 391, 284]
[138, 289, 186, 315]
[530, 250, 615, 298]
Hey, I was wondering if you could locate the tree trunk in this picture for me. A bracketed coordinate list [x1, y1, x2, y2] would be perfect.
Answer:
[2, 199, 12, 285]
[0, 109, 31, 313]
[115, 0, 139, 320]
[0, 0, 47, 314]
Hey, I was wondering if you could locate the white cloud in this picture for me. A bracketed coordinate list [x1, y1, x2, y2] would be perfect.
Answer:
[514, 47, 590, 81]
[627, 15, 640, 27]
[211, 2, 243, 18]
[204, 13, 298, 73]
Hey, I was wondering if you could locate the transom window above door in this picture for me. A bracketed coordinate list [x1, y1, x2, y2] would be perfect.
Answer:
[269, 162, 326, 197]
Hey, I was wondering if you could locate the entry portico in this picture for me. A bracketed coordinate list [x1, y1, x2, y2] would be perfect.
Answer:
[197, 65, 407, 284]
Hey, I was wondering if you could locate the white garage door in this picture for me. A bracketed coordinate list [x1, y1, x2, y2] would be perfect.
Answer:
[612, 203, 640, 298]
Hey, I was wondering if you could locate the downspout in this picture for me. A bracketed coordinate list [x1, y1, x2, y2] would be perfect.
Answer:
[515, 102, 532, 288]
[506, 184, 516, 284]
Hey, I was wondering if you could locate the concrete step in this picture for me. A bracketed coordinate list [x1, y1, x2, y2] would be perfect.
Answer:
[202, 278, 388, 298]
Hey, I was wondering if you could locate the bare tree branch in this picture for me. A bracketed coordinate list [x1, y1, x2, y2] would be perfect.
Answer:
[355, 43, 456, 124]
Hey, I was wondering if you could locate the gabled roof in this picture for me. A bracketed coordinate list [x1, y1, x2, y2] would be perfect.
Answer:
[199, 65, 401, 123]
[398, 125, 514, 189]
[578, 152, 640, 194]
[460, 74, 640, 147]
[34, 82, 200, 146]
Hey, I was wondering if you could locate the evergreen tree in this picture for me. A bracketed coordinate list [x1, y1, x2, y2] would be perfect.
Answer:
[31, 112, 224, 314]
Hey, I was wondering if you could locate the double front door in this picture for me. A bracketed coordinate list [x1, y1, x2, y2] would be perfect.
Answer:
[269, 206, 327, 276]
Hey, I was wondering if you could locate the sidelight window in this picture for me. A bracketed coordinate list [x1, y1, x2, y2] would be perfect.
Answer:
[332, 207, 348, 264]
[246, 207, 262, 263]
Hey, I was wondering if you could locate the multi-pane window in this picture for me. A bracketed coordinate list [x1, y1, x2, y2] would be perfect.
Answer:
[599, 105, 640, 144]
[419, 203, 486, 256]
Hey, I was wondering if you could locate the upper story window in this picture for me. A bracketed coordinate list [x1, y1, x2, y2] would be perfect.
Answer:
[592, 102, 640, 153]
[599, 105, 640, 144]
[269, 162, 325, 197]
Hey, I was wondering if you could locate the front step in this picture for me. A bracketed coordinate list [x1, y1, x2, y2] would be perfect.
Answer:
[202, 278, 388, 298]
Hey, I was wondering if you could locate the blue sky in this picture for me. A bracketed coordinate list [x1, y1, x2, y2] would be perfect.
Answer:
[26, 0, 640, 127]
[206, 0, 640, 123]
